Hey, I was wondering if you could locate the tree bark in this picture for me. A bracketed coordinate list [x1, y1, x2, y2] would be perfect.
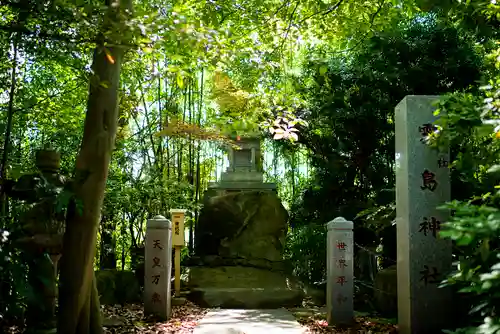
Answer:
[57, 1, 130, 333]
[99, 216, 117, 270]
[0, 33, 18, 217]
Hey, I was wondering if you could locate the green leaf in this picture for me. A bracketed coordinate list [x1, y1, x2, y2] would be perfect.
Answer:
[176, 73, 184, 89]
[487, 165, 500, 175]
[439, 229, 460, 239]
[456, 233, 474, 246]
[480, 239, 490, 262]
[100, 81, 110, 88]
[319, 65, 328, 75]
[8, 164, 23, 180]
[476, 123, 494, 137]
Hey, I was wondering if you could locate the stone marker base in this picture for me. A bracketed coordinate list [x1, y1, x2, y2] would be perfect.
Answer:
[187, 266, 304, 309]
[189, 287, 303, 309]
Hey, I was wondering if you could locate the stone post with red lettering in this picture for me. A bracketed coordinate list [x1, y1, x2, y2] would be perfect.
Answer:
[326, 217, 354, 326]
[395, 95, 452, 333]
[144, 215, 172, 320]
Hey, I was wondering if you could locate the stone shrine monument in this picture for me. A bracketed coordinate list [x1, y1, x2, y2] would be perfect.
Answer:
[188, 136, 303, 308]
[395, 95, 452, 333]
[206, 136, 276, 193]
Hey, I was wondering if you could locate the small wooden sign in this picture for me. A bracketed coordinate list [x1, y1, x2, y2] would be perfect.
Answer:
[169, 209, 186, 247]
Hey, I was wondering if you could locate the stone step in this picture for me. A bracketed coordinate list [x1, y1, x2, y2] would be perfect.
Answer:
[188, 287, 303, 309]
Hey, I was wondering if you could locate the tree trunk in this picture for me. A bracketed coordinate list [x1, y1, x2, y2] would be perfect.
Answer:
[193, 70, 203, 255]
[0, 34, 18, 217]
[57, 1, 130, 333]
[99, 216, 117, 270]
[188, 81, 194, 253]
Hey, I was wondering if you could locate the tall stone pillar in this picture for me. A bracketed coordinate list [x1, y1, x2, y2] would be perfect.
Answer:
[144, 215, 172, 320]
[326, 217, 354, 326]
[395, 95, 452, 333]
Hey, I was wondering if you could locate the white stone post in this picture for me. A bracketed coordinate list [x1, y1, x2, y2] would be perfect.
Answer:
[144, 215, 172, 320]
[395, 95, 452, 334]
[327, 217, 354, 326]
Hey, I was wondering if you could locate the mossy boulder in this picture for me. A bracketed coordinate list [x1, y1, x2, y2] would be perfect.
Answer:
[195, 190, 288, 268]
[191, 191, 303, 308]
[95, 269, 141, 305]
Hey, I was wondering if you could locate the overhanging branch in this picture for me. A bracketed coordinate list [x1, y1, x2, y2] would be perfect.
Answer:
[0, 24, 139, 48]
[298, 0, 345, 25]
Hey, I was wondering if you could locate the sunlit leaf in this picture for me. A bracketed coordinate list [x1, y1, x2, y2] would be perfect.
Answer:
[176, 73, 184, 89]
[319, 65, 328, 75]
[104, 48, 115, 64]
[273, 133, 284, 140]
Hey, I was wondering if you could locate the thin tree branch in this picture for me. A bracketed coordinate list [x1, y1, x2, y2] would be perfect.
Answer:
[279, 1, 300, 53]
[298, 0, 345, 24]
[330, 0, 386, 55]
[7, 79, 85, 114]
[0, 24, 139, 48]
[244, 0, 291, 35]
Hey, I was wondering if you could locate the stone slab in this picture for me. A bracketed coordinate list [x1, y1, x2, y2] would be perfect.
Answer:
[189, 266, 293, 288]
[192, 309, 307, 334]
[220, 171, 264, 182]
[189, 287, 304, 309]
[207, 181, 276, 190]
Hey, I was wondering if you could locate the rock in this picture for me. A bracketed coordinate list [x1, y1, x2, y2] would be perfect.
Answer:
[172, 297, 187, 306]
[191, 191, 301, 309]
[134, 261, 145, 287]
[186, 254, 287, 271]
[374, 265, 397, 316]
[195, 191, 288, 268]
[303, 284, 326, 306]
[289, 306, 327, 319]
[190, 287, 303, 309]
[102, 315, 126, 327]
[32, 329, 57, 334]
[187, 266, 303, 308]
[95, 269, 141, 305]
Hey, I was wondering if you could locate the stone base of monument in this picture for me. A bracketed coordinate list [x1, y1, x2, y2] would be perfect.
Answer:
[187, 266, 304, 309]
[192, 182, 302, 309]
